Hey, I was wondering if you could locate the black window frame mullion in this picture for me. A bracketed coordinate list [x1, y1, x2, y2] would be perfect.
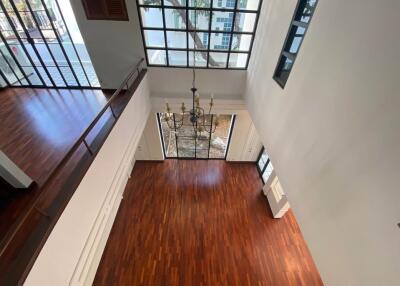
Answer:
[226, 0, 238, 68]
[0, 0, 50, 86]
[53, 0, 92, 87]
[223, 114, 235, 160]
[39, 0, 82, 88]
[160, 0, 169, 66]
[206, 0, 213, 68]
[24, 0, 69, 87]
[173, 113, 179, 158]
[185, 1, 189, 67]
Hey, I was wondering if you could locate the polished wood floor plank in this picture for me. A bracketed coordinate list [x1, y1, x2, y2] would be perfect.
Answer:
[94, 160, 323, 286]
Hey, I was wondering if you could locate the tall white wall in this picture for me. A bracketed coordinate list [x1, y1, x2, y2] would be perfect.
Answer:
[69, 0, 145, 89]
[246, 0, 400, 285]
[25, 74, 151, 286]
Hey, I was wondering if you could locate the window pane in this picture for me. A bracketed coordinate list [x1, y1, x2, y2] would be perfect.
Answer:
[34, 43, 56, 66]
[274, 55, 293, 85]
[22, 66, 42, 85]
[257, 149, 269, 170]
[210, 33, 231, 51]
[167, 31, 186, 48]
[159, 116, 177, 157]
[47, 66, 66, 86]
[237, 0, 260, 10]
[144, 30, 165, 47]
[60, 66, 79, 86]
[189, 51, 207, 67]
[211, 11, 233, 31]
[37, 66, 53, 86]
[208, 52, 227, 68]
[177, 138, 195, 158]
[47, 43, 68, 66]
[209, 115, 233, 158]
[231, 34, 252, 51]
[188, 10, 210, 30]
[188, 32, 209, 50]
[228, 53, 248, 68]
[165, 0, 186, 6]
[188, 0, 210, 8]
[140, 8, 163, 28]
[8, 43, 35, 68]
[213, 0, 235, 9]
[165, 9, 186, 29]
[284, 25, 305, 54]
[262, 162, 274, 183]
[168, 50, 187, 66]
[234, 12, 256, 32]
[147, 49, 167, 65]
[0, 73, 7, 87]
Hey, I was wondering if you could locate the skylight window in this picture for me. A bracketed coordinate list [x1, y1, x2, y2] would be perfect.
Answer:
[137, 0, 262, 69]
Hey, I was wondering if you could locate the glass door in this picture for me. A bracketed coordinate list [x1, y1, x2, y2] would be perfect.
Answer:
[158, 113, 236, 160]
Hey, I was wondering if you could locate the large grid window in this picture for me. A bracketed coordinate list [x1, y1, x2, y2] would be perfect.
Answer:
[0, 0, 99, 88]
[273, 0, 318, 88]
[137, 0, 262, 69]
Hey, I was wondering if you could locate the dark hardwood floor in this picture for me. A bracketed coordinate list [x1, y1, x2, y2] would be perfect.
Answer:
[0, 88, 112, 240]
[94, 160, 323, 286]
[0, 87, 111, 187]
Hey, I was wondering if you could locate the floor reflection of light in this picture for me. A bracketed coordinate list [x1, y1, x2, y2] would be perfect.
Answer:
[22, 90, 107, 149]
[197, 163, 222, 186]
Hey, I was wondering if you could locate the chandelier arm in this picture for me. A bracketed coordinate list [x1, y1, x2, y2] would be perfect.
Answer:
[166, 119, 175, 130]
[174, 115, 184, 130]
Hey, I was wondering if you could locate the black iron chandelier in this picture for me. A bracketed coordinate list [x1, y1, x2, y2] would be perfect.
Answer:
[162, 6, 219, 137]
